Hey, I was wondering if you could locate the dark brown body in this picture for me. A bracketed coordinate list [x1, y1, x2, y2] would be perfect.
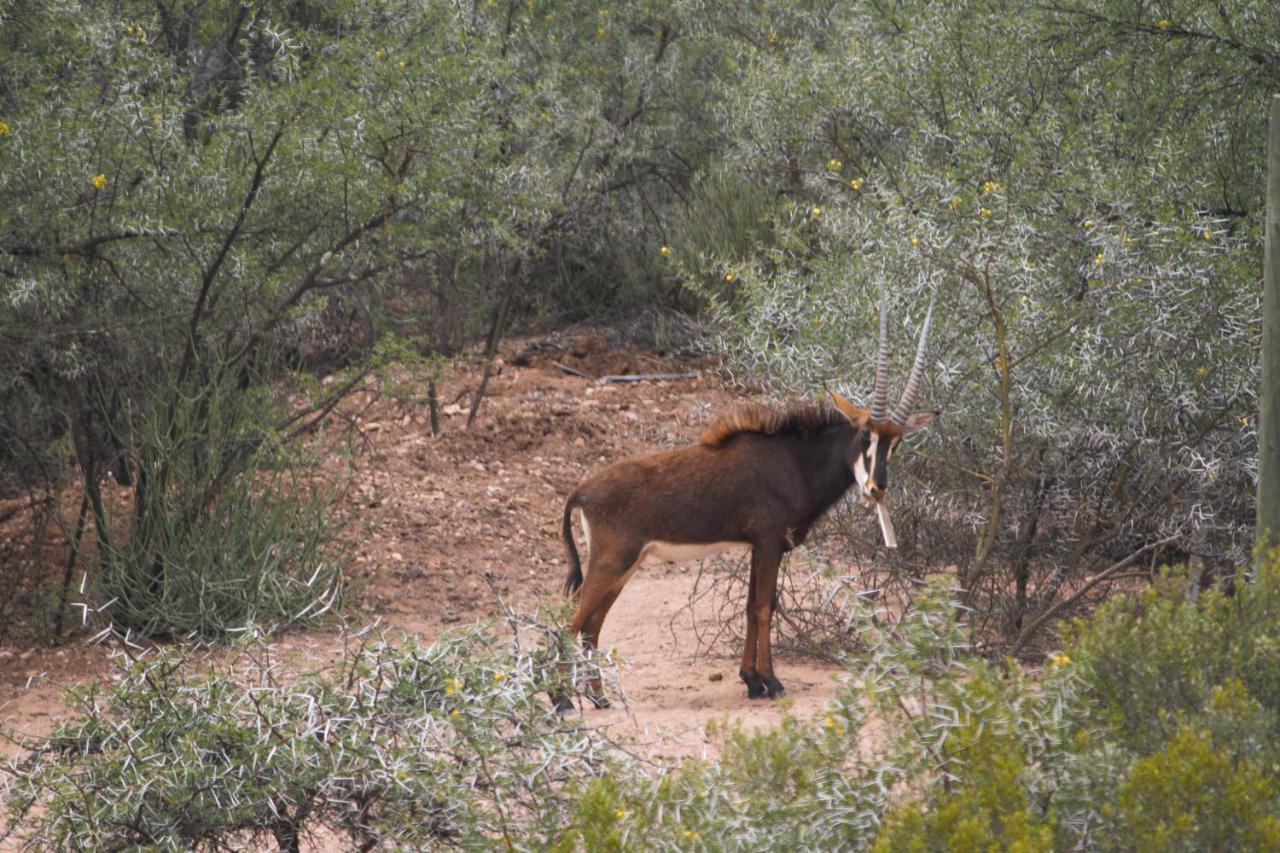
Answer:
[561, 405, 869, 703]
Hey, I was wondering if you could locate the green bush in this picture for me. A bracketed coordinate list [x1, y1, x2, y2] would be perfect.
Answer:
[1069, 558, 1280, 758]
[1115, 727, 1280, 851]
[3, 622, 613, 850]
[86, 376, 346, 640]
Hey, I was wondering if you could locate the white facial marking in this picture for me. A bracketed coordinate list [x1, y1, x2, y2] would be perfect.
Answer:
[856, 432, 879, 496]
[641, 540, 751, 565]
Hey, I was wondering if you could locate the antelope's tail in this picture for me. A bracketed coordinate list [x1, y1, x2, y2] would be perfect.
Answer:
[561, 496, 584, 597]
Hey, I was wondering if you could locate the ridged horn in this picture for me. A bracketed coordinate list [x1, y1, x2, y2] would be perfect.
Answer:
[871, 284, 890, 422]
[890, 296, 934, 427]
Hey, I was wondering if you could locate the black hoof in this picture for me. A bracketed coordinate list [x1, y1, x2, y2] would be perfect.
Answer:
[552, 694, 576, 716]
[740, 669, 767, 699]
[588, 693, 611, 709]
[763, 675, 787, 698]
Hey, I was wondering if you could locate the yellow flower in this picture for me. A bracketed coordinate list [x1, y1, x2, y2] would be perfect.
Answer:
[849, 177, 863, 191]
[450, 708, 461, 718]
[598, 8, 609, 17]
[596, 26, 606, 38]
[1082, 219, 1095, 228]
[827, 158, 842, 170]
[374, 48, 386, 60]
[444, 676, 464, 695]
[1094, 252, 1104, 266]
[910, 236, 920, 247]
[398, 60, 407, 69]
[615, 809, 628, 819]
[493, 671, 505, 682]
[1156, 18, 1170, 29]
[682, 829, 699, 840]
[724, 272, 735, 282]
[659, 245, 670, 256]
[1048, 652, 1071, 668]
[981, 179, 999, 194]
[1195, 366, 1208, 378]
[0, 121, 9, 136]
[979, 207, 992, 217]
[1202, 229, 1213, 241]
[91, 173, 106, 190]
[948, 196, 961, 211]
[809, 207, 822, 218]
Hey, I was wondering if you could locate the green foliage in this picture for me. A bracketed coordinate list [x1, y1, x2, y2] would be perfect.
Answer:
[674, 0, 1277, 643]
[556, 563, 1280, 851]
[3, 622, 613, 850]
[1069, 559, 1280, 756]
[874, 667, 1056, 853]
[91, 397, 345, 638]
[1115, 727, 1280, 851]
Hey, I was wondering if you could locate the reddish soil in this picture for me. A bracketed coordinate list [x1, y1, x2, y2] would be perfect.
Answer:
[0, 333, 846, 769]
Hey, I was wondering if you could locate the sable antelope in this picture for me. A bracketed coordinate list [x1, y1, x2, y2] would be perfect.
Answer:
[559, 294, 936, 706]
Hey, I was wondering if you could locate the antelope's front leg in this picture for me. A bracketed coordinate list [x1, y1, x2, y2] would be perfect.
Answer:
[745, 544, 786, 699]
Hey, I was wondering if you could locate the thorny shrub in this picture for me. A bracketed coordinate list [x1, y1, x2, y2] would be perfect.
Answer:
[563, 559, 1280, 850]
[2, 616, 618, 851]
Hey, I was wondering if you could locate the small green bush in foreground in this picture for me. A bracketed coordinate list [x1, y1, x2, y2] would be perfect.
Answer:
[3, 622, 613, 850]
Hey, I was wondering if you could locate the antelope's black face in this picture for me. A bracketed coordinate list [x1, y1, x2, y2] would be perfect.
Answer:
[853, 426, 901, 504]
[829, 401, 938, 504]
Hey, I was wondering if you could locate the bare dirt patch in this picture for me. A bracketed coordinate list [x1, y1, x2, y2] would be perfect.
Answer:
[1, 333, 848, 765]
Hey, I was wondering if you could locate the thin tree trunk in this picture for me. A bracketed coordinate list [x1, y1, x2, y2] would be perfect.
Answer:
[54, 493, 90, 638]
[1258, 94, 1280, 561]
[467, 261, 518, 429]
[428, 377, 440, 436]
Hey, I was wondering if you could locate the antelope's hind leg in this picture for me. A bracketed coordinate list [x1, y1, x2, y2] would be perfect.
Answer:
[562, 542, 638, 712]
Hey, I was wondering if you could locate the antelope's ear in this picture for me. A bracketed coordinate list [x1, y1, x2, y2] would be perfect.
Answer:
[826, 388, 871, 428]
[902, 410, 939, 433]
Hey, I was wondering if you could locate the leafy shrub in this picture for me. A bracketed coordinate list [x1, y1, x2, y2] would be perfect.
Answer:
[85, 376, 346, 640]
[559, 561, 1280, 851]
[1115, 727, 1280, 851]
[3, 622, 613, 850]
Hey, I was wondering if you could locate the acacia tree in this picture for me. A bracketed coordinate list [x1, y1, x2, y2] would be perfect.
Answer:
[0, 0, 731, 637]
[0, 0, 540, 634]
[673, 0, 1275, 647]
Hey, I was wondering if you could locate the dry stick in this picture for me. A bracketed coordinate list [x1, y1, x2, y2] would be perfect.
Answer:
[1010, 533, 1180, 656]
[53, 493, 90, 639]
[551, 361, 593, 380]
[467, 267, 517, 429]
[596, 372, 697, 384]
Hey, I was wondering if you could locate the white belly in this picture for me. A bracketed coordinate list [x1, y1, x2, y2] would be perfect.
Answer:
[639, 539, 751, 564]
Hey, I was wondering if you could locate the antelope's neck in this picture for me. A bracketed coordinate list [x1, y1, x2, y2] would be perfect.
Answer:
[791, 424, 859, 515]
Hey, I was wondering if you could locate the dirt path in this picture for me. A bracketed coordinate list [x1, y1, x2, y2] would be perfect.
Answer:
[1, 333, 849, 766]
[572, 563, 845, 760]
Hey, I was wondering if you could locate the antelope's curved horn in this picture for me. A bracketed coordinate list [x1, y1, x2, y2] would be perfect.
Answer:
[890, 296, 935, 427]
[871, 284, 890, 422]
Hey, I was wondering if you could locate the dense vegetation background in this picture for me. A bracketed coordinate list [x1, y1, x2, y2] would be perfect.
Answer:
[4, 0, 1280, 847]
[4, 0, 1275, 646]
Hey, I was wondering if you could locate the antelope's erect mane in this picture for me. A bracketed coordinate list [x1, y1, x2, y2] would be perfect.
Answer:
[699, 402, 847, 448]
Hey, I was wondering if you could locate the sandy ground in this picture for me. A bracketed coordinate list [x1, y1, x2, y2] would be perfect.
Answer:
[0, 332, 849, 772]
